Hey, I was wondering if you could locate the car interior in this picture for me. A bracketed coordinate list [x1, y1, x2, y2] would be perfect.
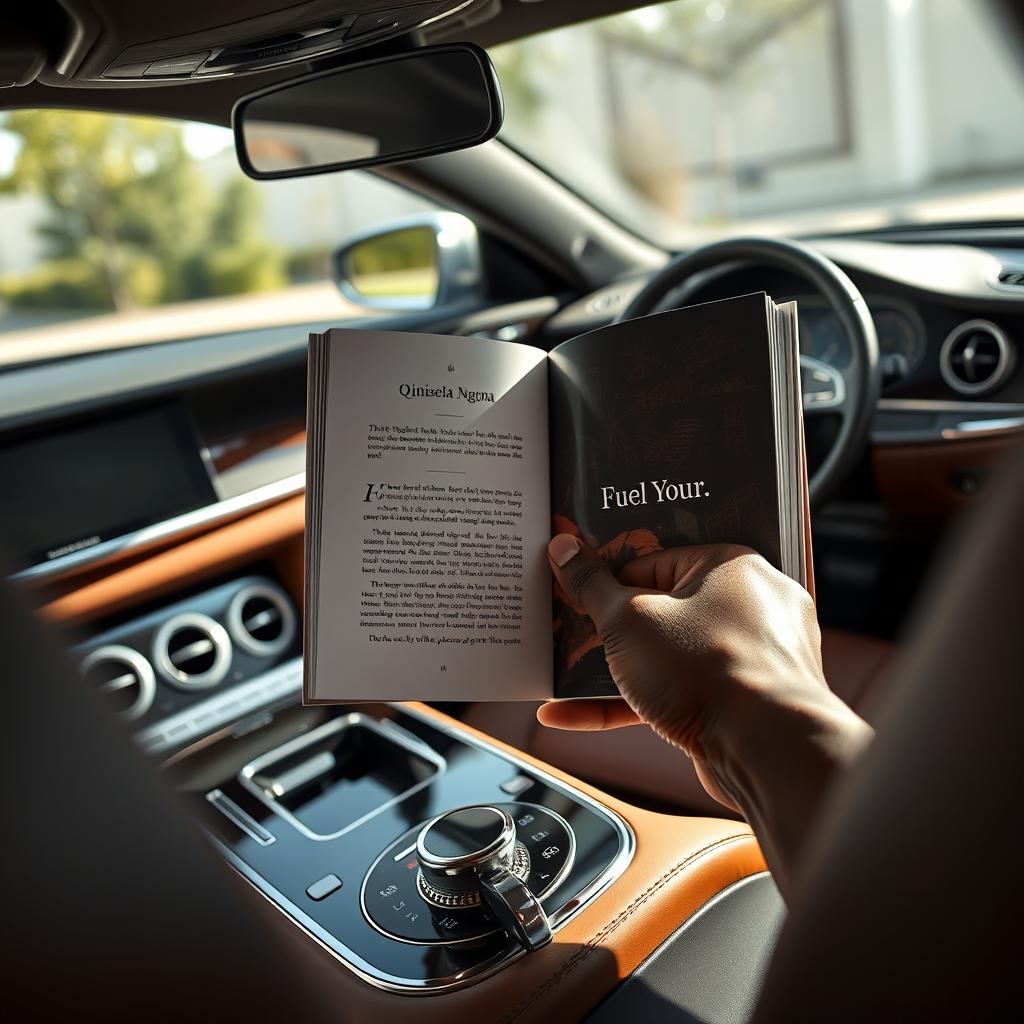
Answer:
[2, 1, 1023, 1020]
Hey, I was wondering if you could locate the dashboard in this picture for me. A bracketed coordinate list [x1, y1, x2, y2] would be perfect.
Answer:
[77, 574, 300, 749]
[0, 402, 217, 573]
[2, 233, 1024, 590]
[799, 298, 923, 380]
[0, 329, 309, 583]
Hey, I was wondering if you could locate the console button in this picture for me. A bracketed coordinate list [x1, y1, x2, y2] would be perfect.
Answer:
[499, 774, 533, 797]
[144, 53, 209, 77]
[362, 826, 499, 944]
[306, 874, 343, 901]
[349, 3, 439, 39]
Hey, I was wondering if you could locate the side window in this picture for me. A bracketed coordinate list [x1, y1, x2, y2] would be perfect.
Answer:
[0, 111, 446, 350]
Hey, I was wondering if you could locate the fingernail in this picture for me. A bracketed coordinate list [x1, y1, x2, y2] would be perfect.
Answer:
[549, 534, 580, 567]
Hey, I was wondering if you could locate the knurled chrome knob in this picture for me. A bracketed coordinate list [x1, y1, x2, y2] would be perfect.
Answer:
[415, 805, 552, 951]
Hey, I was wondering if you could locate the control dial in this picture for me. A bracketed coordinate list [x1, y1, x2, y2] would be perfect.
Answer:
[417, 805, 549, 951]
[361, 802, 574, 950]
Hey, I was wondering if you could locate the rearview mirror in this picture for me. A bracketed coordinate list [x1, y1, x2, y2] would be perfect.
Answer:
[233, 44, 503, 179]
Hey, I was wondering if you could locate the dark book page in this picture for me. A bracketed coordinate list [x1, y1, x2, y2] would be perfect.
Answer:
[549, 293, 784, 699]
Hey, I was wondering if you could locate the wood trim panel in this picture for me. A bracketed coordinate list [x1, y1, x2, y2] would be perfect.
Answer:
[873, 435, 1018, 526]
[41, 495, 305, 625]
[207, 422, 306, 473]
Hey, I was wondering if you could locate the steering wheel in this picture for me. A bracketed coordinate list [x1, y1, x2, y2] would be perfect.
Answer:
[618, 236, 880, 508]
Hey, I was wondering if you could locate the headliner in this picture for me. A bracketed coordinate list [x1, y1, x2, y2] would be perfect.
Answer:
[0, 0, 653, 126]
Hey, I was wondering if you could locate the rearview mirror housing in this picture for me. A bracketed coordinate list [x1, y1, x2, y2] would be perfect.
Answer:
[232, 44, 503, 179]
[332, 212, 483, 312]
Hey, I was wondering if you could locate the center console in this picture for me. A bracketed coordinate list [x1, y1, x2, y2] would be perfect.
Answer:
[170, 702, 633, 993]
[69, 566, 769, 1016]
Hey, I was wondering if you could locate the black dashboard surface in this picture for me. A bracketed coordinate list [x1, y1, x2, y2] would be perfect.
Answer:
[2, 233, 1023, 587]
[0, 401, 216, 573]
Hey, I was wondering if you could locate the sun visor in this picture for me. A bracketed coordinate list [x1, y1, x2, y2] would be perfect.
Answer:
[0, 28, 46, 88]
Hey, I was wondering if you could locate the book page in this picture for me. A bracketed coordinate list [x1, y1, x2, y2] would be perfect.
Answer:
[306, 329, 552, 702]
[548, 295, 794, 699]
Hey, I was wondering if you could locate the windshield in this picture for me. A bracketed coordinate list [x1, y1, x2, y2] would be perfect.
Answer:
[491, 0, 1024, 244]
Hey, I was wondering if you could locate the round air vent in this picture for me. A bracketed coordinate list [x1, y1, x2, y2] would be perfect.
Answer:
[227, 582, 297, 658]
[153, 612, 231, 691]
[940, 320, 1016, 396]
[80, 645, 156, 721]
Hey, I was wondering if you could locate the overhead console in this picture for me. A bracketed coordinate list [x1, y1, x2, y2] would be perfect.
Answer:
[41, 1, 496, 85]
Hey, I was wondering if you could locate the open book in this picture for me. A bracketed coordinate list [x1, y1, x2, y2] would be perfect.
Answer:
[305, 292, 808, 702]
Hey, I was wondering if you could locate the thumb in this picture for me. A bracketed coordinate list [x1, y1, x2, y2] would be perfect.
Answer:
[548, 534, 627, 634]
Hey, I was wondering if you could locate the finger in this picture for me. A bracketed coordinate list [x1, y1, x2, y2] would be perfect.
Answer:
[537, 698, 642, 731]
[617, 544, 754, 594]
[548, 534, 627, 632]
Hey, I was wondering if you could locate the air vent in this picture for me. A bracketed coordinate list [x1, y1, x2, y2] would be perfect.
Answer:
[227, 582, 297, 658]
[940, 320, 1016, 396]
[997, 269, 1024, 288]
[80, 645, 156, 721]
[153, 613, 232, 691]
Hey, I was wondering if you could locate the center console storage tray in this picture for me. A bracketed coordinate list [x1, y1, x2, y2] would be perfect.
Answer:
[239, 713, 444, 839]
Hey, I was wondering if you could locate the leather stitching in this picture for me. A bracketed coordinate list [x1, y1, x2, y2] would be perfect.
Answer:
[500, 832, 755, 1023]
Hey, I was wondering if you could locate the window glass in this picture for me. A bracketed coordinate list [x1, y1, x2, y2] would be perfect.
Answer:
[0, 111, 442, 356]
[492, 0, 1024, 244]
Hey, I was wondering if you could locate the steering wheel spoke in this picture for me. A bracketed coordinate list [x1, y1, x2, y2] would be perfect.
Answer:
[801, 354, 847, 415]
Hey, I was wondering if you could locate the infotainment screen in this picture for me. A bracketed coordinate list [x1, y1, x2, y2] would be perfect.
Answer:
[0, 402, 218, 573]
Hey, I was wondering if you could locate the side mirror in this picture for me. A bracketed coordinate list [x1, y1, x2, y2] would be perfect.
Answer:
[332, 212, 483, 312]
[233, 43, 502, 179]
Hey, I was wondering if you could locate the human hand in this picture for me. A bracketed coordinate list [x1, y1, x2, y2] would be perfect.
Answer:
[540, 535, 871, 887]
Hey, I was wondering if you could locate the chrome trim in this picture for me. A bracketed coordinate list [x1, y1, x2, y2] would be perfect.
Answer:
[418, 840, 530, 904]
[939, 319, 1016, 396]
[942, 416, 1024, 440]
[990, 268, 1024, 295]
[873, 398, 1024, 445]
[153, 612, 232, 691]
[414, 839, 532, 911]
[417, 806, 517, 871]
[137, 656, 302, 755]
[11, 471, 305, 584]
[226, 581, 297, 658]
[800, 353, 845, 413]
[206, 788, 276, 847]
[199, 701, 636, 994]
[80, 644, 156, 722]
[877, 398, 1024, 413]
[366, 802, 574, 938]
[239, 713, 447, 843]
[217, 846, 530, 994]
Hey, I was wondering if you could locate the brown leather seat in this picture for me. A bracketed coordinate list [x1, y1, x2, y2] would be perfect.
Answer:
[463, 627, 894, 815]
[752, 439, 1024, 1022]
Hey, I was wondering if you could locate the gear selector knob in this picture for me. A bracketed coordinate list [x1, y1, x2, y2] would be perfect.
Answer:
[416, 805, 552, 951]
